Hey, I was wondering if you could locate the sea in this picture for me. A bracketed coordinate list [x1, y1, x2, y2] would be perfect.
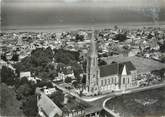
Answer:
[1, 1, 165, 32]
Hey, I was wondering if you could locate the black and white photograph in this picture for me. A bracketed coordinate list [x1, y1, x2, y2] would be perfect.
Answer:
[0, 0, 165, 117]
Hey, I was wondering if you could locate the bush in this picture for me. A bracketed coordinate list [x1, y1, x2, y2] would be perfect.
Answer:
[64, 77, 72, 83]
[1, 66, 15, 86]
[113, 33, 127, 42]
[16, 83, 33, 97]
[50, 90, 64, 108]
[22, 95, 38, 117]
[36, 81, 53, 88]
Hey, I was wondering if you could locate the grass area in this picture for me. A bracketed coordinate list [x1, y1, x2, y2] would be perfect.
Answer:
[103, 56, 165, 73]
[0, 83, 25, 117]
[106, 87, 165, 117]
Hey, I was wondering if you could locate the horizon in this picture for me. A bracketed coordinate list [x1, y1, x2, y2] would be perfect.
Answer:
[1, 0, 165, 31]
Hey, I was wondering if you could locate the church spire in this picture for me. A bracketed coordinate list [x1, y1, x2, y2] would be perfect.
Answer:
[86, 31, 99, 95]
[88, 32, 97, 57]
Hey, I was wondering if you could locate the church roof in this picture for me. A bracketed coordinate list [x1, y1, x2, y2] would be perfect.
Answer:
[100, 63, 118, 77]
[119, 61, 136, 75]
[99, 61, 136, 77]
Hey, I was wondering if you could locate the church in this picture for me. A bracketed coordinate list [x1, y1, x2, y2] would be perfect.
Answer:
[85, 32, 138, 95]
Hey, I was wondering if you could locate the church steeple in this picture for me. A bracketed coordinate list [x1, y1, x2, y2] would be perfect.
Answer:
[88, 32, 97, 58]
[86, 32, 99, 95]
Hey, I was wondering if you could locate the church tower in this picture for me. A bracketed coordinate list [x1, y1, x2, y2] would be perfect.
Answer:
[86, 32, 100, 95]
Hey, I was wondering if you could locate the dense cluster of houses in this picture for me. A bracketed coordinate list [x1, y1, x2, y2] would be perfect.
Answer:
[1, 26, 165, 117]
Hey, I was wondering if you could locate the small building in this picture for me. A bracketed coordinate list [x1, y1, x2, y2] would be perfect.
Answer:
[20, 71, 31, 79]
[20, 71, 40, 83]
[36, 88, 86, 117]
[56, 66, 75, 82]
[44, 88, 56, 96]
[36, 88, 63, 117]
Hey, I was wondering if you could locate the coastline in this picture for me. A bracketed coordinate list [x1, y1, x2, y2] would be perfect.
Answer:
[1, 22, 165, 33]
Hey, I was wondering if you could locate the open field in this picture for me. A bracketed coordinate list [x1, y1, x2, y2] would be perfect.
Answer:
[105, 86, 165, 117]
[0, 83, 25, 117]
[103, 56, 165, 73]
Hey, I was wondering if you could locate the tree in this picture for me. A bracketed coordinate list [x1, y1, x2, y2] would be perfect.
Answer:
[54, 49, 80, 65]
[50, 90, 64, 108]
[147, 33, 153, 39]
[64, 77, 72, 83]
[22, 95, 38, 117]
[1, 66, 15, 86]
[36, 81, 53, 88]
[159, 43, 165, 53]
[11, 53, 19, 61]
[98, 59, 107, 66]
[16, 83, 33, 97]
[76, 34, 84, 41]
[45, 47, 53, 60]
[113, 33, 127, 42]
[56, 63, 66, 72]
[1, 53, 7, 61]
[31, 48, 51, 67]
[72, 80, 79, 88]
[71, 62, 83, 82]
[151, 68, 165, 80]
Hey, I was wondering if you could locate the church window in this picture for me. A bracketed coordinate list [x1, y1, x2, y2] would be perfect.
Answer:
[113, 78, 114, 84]
[91, 88, 94, 92]
[123, 78, 125, 84]
[108, 79, 110, 84]
[105, 79, 107, 85]
[101, 80, 103, 86]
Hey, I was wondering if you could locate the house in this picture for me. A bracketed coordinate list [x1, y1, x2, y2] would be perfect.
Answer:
[36, 88, 86, 117]
[36, 88, 63, 117]
[128, 49, 140, 57]
[20, 71, 41, 83]
[55, 66, 75, 82]
[20, 71, 31, 79]
[43, 87, 56, 96]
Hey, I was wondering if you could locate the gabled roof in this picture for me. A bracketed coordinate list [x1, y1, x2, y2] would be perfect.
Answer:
[119, 61, 136, 75]
[37, 89, 62, 117]
[99, 61, 136, 77]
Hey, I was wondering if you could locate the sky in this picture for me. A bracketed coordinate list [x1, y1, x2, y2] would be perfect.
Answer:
[1, 0, 165, 29]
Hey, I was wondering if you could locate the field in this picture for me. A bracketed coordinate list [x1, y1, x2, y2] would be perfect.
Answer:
[105, 87, 165, 117]
[103, 56, 165, 73]
[0, 83, 25, 117]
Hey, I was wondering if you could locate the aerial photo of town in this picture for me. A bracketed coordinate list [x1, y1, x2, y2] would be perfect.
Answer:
[0, 0, 165, 117]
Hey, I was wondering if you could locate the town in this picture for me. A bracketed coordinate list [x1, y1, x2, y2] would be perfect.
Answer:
[1, 25, 165, 117]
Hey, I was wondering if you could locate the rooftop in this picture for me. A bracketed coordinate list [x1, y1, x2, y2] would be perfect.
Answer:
[99, 61, 136, 77]
[48, 89, 90, 114]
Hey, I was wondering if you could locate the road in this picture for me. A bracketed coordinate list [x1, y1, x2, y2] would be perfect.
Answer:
[53, 82, 165, 115]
